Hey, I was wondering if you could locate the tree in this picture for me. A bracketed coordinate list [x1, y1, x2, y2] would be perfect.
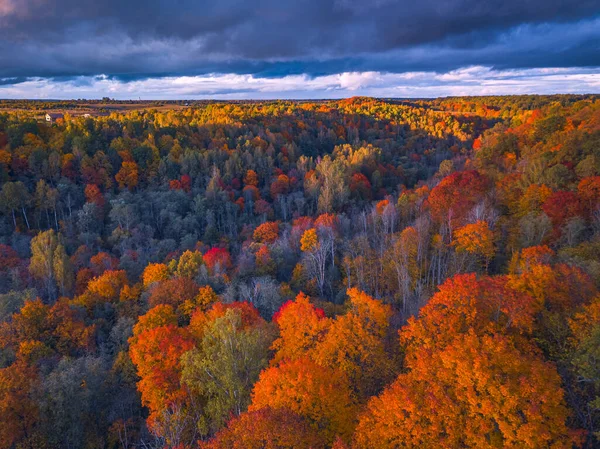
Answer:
[237, 276, 284, 318]
[402, 274, 538, 353]
[142, 263, 170, 288]
[128, 323, 197, 445]
[175, 250, 204, 279]
[569, 296, 600, 443]
[353, 266, 585, 449]
[312, 288, 395, 399]
[516, 184, 553, 217]
[181, 308, 274, 434]
[115, 161, 139, 190]
[169, 179, 183, 191]
[541, 190, 584, 239]
[578, 176, 600, 210]
[0, 298, 93, 357]
[34, 179, 59, 230]
[314, 212, 339, 231]
[132, 304, 178, 336]
[300, 228, 333, 297]
[300, 228, 318, 252]
[75, 269, 128, 310]
[313, 156, 348, 213]
[270, 174, 290, 199]
[508, 259, 597, 360]
[38, 356, 110, 449]
[148, 277, 200, 311]
[271, 292, 329, 364]
[253, 221, 279, 244]
[52, 243, 74, 297]
[508, 245, 554, 274]
[250, 358, 357, 444]
[190, 285, 219, 313]
[47, 299, 96, 355]
[354, 331, 579, 449]
[428, 170, 490, 233]
[0, 181, 31, 230]
[243, 170, 259, 187]
[200, 407, 325, 449]
[89, 252, 119, 276]
[189, 301, 263, 340]
[386, 226, 421, 314]
[349, 172, 372, 201]
[29, 229, 72, 300]
[84, 183, 105, 208]
[0, 289, 35, 324]
[0, 361, 39, 449]
[255, 245, 276, 276]
[203, 248, 232, 276]
[0, 298, 50, 350]
[453, 220, 495, 271]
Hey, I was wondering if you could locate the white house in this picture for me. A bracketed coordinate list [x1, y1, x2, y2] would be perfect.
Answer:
[45, 113, 64, 123]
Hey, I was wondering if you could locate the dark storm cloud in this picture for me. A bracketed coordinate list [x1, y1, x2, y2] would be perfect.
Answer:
[0, 0, 599, 79]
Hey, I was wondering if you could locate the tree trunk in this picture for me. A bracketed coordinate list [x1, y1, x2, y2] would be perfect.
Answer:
[22, 207, 30, 230]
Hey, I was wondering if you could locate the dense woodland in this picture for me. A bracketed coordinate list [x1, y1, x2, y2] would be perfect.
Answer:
[1, 95, 600, 448]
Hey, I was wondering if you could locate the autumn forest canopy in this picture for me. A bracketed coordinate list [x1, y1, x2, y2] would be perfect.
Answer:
[2, 95, 600, 448]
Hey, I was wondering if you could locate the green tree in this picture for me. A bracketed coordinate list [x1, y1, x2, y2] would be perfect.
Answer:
[315, 156, 348, 213]
[181, 308, 274, 435]
[29, 229, 73, 300]
[0, 181, 31, 230]
[34, 179, 59, 230]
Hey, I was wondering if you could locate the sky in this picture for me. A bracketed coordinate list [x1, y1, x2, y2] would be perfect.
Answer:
[0, 0, 599, 99]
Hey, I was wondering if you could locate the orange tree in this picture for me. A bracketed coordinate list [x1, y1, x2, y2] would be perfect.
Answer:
[128, 307, 197, 445]
[200, 407, 325, 449]
[270, 292, 329, 364]
[355, 331, 579, 449]
[249, 357, 358, 445]
[353, 273, 579, 449]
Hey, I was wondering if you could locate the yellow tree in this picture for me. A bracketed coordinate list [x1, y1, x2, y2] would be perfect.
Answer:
[386, 226, 421, 313]
[453, 220, 495, 271]
[300, 228, 318, 252]
[142, 263, 170, 288]
[312, 288, 395, 399]
[175, 250, 204, 279]
[178, 285, 219, 317]
[115, 161, 139, 190]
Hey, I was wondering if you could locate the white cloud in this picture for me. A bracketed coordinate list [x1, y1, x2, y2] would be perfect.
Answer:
[336, 72, 382, 90]
[0, 66, 598, 99]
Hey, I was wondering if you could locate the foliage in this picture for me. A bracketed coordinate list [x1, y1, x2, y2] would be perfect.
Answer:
[250, 357, 358, 444]
[1, 95, 600, 447]
[181, 308, 274, 434]
[355, 331, 578, 449]
[200, 407, 326, 449]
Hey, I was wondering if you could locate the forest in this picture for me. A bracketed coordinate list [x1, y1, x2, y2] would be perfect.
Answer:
[1, 94, 600, 448]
